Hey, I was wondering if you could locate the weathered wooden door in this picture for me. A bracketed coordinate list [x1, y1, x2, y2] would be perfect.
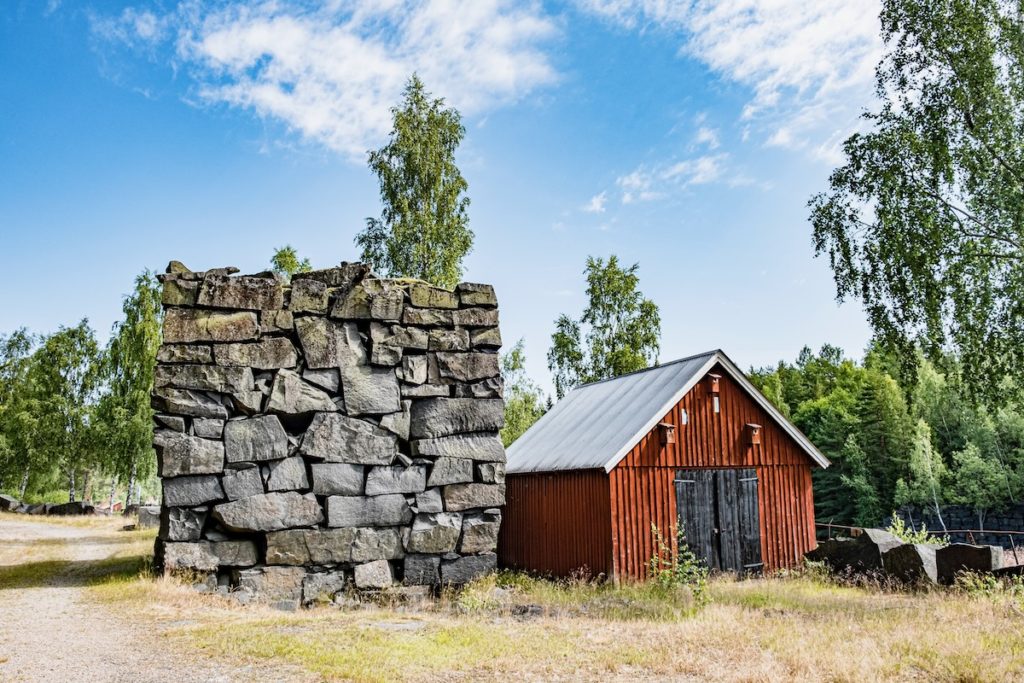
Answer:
[674, 468, 763, 574]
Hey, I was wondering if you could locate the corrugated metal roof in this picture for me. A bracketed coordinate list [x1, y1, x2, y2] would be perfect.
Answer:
[506, 349, 830, 474]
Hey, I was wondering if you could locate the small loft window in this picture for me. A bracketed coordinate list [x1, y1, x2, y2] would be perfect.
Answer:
[680, 409, 688, 425]
[713, 396, 720, 413]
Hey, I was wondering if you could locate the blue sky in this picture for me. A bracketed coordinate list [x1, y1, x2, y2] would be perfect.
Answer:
[1, 1, 882, 393]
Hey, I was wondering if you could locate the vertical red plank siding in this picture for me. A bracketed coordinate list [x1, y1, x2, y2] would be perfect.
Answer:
[500, 363, 820, 580]
[499, 470, 613, 578]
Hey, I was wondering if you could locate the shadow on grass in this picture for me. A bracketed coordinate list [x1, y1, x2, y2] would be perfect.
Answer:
[0, 553, 151, 590]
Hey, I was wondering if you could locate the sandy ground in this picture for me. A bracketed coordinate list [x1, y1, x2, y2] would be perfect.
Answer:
[0, 516, 306, 683]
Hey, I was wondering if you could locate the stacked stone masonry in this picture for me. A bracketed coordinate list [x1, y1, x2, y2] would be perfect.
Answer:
[153, 261, 505, 605]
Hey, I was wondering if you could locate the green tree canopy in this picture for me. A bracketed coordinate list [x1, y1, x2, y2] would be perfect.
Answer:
[499, 339, 547, 447]
[548, 255, 661, 399]
[94, 272, 162, 506]
[270, 246, 312, 280]
[809, 0, 1024, 399]
[27, 320, 102, 502]
[356, 74, 472, 288]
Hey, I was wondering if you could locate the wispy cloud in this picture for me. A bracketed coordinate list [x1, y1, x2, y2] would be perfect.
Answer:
[616, 152, 730, 204]
[93, 1, 559, 159]
[577, 0, 882, 156]
[582, 191, 607, 213]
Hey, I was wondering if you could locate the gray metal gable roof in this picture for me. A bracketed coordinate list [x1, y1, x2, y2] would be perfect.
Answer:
[506, 349, 830, 474]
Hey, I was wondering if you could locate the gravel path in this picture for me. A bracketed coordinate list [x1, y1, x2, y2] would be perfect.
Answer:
[0, 517, 304, 683]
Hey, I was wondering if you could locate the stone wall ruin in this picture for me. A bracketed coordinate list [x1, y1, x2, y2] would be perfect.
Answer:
[152, 261, 505, 606]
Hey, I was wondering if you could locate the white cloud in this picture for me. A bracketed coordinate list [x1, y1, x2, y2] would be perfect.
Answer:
[616, 152, 728, 203]
[577, 0, 883, 156]
[582, 191, 607, 213]
[95, 1, 558, 158]
[694, 125, 719, 149]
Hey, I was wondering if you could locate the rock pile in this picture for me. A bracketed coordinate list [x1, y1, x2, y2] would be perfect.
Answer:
[152, 261, 505, 605]
[806, 529, 1005, 585]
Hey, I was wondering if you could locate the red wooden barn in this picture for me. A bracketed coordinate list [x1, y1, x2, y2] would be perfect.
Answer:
[499, 350, 829, 581]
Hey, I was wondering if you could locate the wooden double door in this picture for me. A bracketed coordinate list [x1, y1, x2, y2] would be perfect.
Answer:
[674, 468, 763, 574]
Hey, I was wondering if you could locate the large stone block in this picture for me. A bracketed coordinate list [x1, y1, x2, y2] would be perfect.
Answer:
[804, 528, 903, 573]
[197, 274, 284, 310]
[300, 413, 398, 465]
[163, 542, 219, 573]
[379, 400, 412, 440]
[469, 328, 501, 350]
[159, 506, 207, 541]
[435, 352, 500, 382]
[213, 338, 298, 369]
[453, 378, 503, 399]
[477, 463, 506, 484]
[354, 560, 394, 589]
[213, 492, 323, 532]
[412, 434, 506, 462]
[409, 283, 458, 309]
[163, 475, 224, 507]
[882, 543, 938, 584]
[163, 309, 259, 344]
[154, 431, 224, 477]
[351, 527, 405, 563]
[295, 318, 366, 369]
[371, 344, 403, 366]
[459, 510, 501, 553]
[341, 365, 401, 415]
[406, 512, 462, 553]
[222, 465, 264, 500]
[415, 488, 443, 514]
[193, 417, 225, 439]
[152, 388, 229, 419]
[442, 484, 505, 512]
[303, 570, 346, 605]
[155, 364, 254, 395]
[366, 466, 427, 496]
[441, 553, 496, 585]
[380, 326, 428, 350]
[332, 279, 404, 321]
[157, 344, 213, 364]
[428, 329, 469, 351]
[302, 368, 340, 394]
[427, 458, 474, 487]
[266, 369, 337, 415]
[936, 544, 1004, 584]
[404, 555, 441, 585]
[267, 528, 355, 565]
[452, 308, 498, 327]
[326, 494, 412, 527]
[311, 463, 364, 496]
[409, 399, 505, 439]
[455, 283, 497, 307]
[290, 278, 329, 314]
[224, 416, 289, 463]
[266, 457, 310, 491]
[211, 540, 259, 567]
[235, 566, 306, 602]
[292, 263, 371, 289]
[400, 355, 427, 385]
[162, 278, 199, 306]
[402, 308, 454, 327]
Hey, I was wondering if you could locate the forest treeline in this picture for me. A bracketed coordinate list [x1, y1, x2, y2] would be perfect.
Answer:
[0, 273, 161, 506]
[749, 346, 1024, 530]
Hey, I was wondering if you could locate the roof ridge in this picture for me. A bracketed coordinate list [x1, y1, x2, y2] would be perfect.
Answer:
[576, 349, 721, 389]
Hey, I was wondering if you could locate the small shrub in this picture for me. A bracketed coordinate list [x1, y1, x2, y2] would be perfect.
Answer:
[953, 570, 1024, 605]
[886, 515, 947, 546]
[648, 523, 709, 607]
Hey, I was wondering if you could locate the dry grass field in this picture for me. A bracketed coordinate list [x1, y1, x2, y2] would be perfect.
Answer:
[2, 512, 1023, 682]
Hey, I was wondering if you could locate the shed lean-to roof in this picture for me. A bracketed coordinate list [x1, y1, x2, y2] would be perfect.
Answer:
[506, 349, 830, 474]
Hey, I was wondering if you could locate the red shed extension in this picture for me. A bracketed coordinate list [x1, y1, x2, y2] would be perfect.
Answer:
[499, 350, 829, 581]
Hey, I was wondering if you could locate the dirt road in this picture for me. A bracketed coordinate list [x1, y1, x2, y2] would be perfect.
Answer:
[0, 515, 300, 683]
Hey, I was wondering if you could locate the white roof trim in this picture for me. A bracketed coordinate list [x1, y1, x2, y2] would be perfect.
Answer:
[600, 350, 830, 472]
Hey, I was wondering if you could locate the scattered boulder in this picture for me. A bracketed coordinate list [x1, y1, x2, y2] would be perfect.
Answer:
[882, 543, 939, 584]
[936, 544, 1004, 584]
[805, 528, 902, 573]
[0, 494, 20, 512]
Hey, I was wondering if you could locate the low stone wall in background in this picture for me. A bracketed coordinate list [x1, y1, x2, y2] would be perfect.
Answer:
[152, 261, 505, 607]
[885, 505, 1024, 549]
